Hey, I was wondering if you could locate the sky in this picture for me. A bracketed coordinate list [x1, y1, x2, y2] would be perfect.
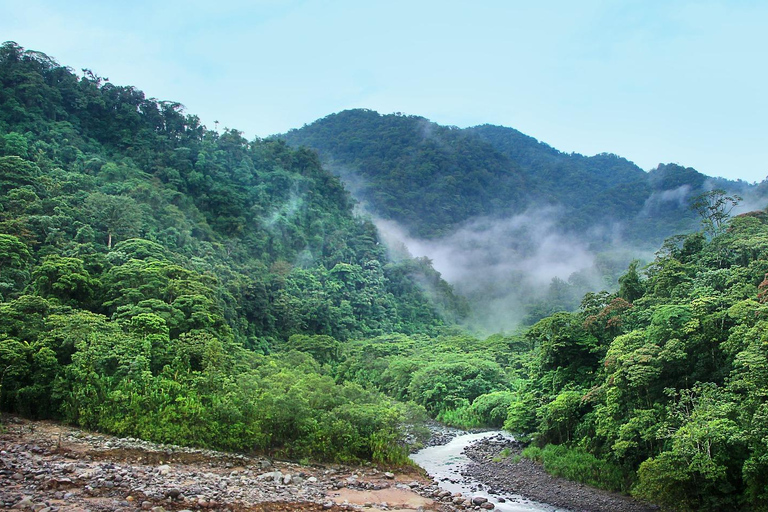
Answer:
[2, 0, 767, 182]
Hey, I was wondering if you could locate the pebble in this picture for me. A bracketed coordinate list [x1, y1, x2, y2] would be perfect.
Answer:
[12, 497, 35, 509]
[462, 434, 658, 512]
[1, 417, 450, 512]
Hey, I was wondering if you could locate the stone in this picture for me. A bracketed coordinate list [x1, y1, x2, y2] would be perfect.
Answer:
[157, 465, 171, 476]
[383, 472, 395, 479]
[472, 496, 489, 505]
[258, 470, 281, 481]
[12, 497, 34, 509]
[481, 502, 495, 510]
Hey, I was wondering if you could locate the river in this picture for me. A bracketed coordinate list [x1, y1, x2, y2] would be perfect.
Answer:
[410, 431, 563, 512]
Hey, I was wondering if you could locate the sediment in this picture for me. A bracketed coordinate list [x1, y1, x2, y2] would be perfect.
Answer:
[461, 434, 658, 512]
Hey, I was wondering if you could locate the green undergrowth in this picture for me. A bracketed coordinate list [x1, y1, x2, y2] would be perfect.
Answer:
[523, 444, 629, 493]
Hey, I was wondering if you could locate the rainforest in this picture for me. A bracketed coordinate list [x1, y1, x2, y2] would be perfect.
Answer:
[1, 42, 767, 511]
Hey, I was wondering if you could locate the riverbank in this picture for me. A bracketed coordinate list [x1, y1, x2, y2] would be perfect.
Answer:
[0, 416, 459, 512]
[461, 434, 658, 512]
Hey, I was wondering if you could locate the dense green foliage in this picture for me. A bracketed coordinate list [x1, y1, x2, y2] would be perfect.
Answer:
[0, 42, 470, 462]
[522, 444, 626, 492]
[284, 110, 532, 238]
[335, 333, 527, 428]
[282, 109, 766, 245]
[4, 41, 768, 511]
[507, 210, 768, 510]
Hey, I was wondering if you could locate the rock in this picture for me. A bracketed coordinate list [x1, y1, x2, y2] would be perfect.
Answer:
[481, 503, 495, 510]
[258, 470, 282, 481]
[322, 502, 334, 509]
[141, 500, 153, 510]
[157, 464, 171, 476]
[472, 496, 488, 505]
[383, 472, 395, 479]
[283, 473, 292, 485]
[12, 497, 35, 509]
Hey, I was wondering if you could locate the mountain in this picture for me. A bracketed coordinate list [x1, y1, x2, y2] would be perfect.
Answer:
[4, 42, 768, 509]
[281, 109, 766, 247]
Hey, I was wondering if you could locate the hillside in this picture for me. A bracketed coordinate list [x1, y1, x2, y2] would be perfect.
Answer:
[4, 41, 768, 511]
[282, 110, 768, 329]
[0, 41, 468, 463]
[501, 210, 768, 511]
[282, 109, 765, 247]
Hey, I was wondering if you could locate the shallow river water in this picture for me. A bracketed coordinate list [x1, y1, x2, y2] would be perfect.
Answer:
[410, 431, 563, 512]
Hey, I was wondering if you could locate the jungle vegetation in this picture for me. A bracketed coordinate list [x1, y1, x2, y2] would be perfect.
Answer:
[2, 42, 768, 510]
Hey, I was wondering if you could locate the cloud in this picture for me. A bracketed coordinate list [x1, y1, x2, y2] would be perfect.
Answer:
[374, 208, 605, 333]
[639, 184, 693, 217]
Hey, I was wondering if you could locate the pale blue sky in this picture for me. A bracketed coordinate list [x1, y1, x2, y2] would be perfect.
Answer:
[2, 0, 767, 182]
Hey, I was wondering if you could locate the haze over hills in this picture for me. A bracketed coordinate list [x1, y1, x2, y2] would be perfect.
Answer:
[281, 109, 768, 330]
[5, 42, 768, 510]
[282, 109, 766, 245]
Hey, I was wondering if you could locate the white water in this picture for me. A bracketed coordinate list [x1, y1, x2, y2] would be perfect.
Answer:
[410, 431, 560, 512]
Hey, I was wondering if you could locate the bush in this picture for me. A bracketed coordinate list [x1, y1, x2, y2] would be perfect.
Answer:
[524, 444, 627, 492]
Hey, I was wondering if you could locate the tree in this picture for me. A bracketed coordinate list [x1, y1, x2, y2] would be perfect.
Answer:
[690, 189, 742, 238]
[618, 260, 644, 302]
[0, 234, 31, 299]
[31, 255, 99, 306]
[83, 192, 143, 248]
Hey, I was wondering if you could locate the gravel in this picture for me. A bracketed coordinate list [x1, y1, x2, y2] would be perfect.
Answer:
[460, 434, 659, 512]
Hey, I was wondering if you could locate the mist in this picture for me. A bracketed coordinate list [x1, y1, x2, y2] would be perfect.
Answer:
[373, 208, 637, 334]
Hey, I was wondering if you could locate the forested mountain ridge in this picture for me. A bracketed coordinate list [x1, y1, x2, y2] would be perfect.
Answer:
[0, 41, 468, 462]
[283, 109, 535, 238]
[3, 41, 768, 511]
[282, 109, 766, 245]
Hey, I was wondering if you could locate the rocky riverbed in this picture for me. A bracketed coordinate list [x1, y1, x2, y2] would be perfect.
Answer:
[0, 417, 662, 512]
[461, 434, 659, 512]
[0, 416, 471, 512]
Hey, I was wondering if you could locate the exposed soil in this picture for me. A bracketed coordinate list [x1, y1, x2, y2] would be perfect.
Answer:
[1, 417, 665, 512]
[0, 416, 458, 512]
